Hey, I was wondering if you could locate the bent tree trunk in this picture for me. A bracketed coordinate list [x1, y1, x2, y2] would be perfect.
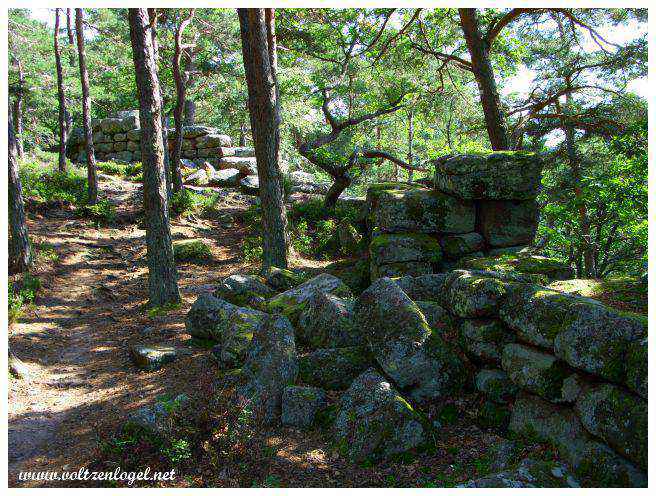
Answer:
[11, 54, 25, 159]
[66, 8, 76, 66]
[458, 8, 510, 150]
[8, 121, 32, 274]
[238, 8, 289, 270]
[75, 9, 98, 204]
[183, 55, 196, 126]
[129, 8, 181, 307]
[54, 9, 68, 171]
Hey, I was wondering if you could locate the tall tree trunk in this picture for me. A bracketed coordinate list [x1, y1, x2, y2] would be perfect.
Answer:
[54, 9, 68, 172]
[407, 108, 414, 182]
[11, 54, 25, 159]
[128, 8, 181, 307]
[75, 9, 98, 204]
[8, 119, 32, 274]
[458, 8, 510, 150]
[238, 8, 289, 270]
[183, 55, 196, 126]
[148, 8, 172, 199]
[171, 10, 195, 193]
[66, 8, 75, 66]
[239, 120, 247, 146]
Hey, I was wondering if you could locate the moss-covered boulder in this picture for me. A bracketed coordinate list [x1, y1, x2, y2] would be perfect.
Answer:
[479, 200, 538, 248]
[281, 386, 327, 429]
[214, 274, 275, 309]
[460, 458, 580, 488]
[263, 266, 305, 291]
[366, 186, 475, 235]
[415, 301, 453, 335]
[126, 394, 189, 436]
[502, 344, 570, 401]
[354, 277, 466, 401]
[460, 254, 573, 283]
[439, 232, 485, 259]
[548, 276, 647, 315]
[444, 270, 508, 318]
[297, 291, 361, 348]
[475, 369, 518, 404]
[575, 384, 647, 470]
[433, 152, 542, 200]
[297, 346, 371, 390]
[553, 306, 646, 385]
[333, 369, 425, 462]
[324, 258, 371, 295]
[626, 337, 647, 399]
[129, 344, 189, 372]
[393, 273, 449, 303]
[460, 318, 515, 351]
[236, 314, 298, 423]
[509, 394, 646, 487]
[267, 273, 352, 324]
[185, 294, 267, 367]
[369, 233, 443, 280]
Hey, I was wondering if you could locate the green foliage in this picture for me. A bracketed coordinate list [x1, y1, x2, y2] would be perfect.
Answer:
[20, 160, 88, 205]
[83, 199, 117, 224]
[97, 161, 128, 176]
[8, 273, 41, 323]
[173, 240, 213, 263]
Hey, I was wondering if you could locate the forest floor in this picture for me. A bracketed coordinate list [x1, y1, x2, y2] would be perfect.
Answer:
[9, 172, 543, 488]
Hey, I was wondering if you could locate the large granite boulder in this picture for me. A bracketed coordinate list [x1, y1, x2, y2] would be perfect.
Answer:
[574, 384, 647, 470]
[219, 156, 258, 175]
[239, 175, 259, 195]
[460, 458, 580, 488]
[298, 346, 371, 390]
[393, 273, 449, 302]
[479, 200, 539, 248]
[354, 277, 465, 401]
[213, 274, 275, 309]
[365, 186, 475, 235]
[433, 152, 542, 200]
[297, 291, 361, 348]
[501, 344, 570, 401]
[185, 294, 267, 367]
[460, 254, 573, 283]
[626, 337, 647, 399]
[281, 386, 327, 429]
[333, 369, 425, 461]
[369, 233, 443, 280]
[444, 270, 508, 318]
[236, 314, 298, 423]
[440, 232, 485, 260]
[267, 273, 352, 324]
[210, 168, 242, 187]
[509, 394, 646, 487]
[459, 318, 516, 364]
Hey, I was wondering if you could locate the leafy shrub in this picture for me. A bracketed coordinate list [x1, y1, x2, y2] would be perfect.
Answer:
[173, 240, 212, 263]
[83, 199, 117, 224]
[242, 235, 263, 263]
[123, 162, 143, 178]
[170, 189, 196, 217]
[20, 161, 88, 205]
[8, 273, 41, 323]
[97, 161, 127, 176]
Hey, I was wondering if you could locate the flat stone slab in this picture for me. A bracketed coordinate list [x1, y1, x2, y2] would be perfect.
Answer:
[129, 344, 190, 371]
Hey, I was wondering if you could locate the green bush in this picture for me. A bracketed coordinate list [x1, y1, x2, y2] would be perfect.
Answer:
[170, 189, 197, 217]
[83, 199, 117, 224]
[8, 273, 41, 323]
[242, 235, 263, 263]
[20, 161, 88, 206]
[173, 240, 212, 263]
[123, 162, 143, 178]
[97, 161, 127, 176]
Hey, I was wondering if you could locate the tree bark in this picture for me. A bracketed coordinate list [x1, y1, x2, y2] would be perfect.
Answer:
[458, 8, 510, 150]
[54, 9, 68, 171]
[9, 119, 32, 274]
[171, 10, 195, 193]
[239, 120, 247, 146]
[128, 8, 181, 307]
[407, 108, 414, 182]
[183, 56, 196, 126]
[11, 54, 25, 159]
[238, 8, 289, 270]
[66, 8, 75, 66]
[75, 9, 98, 204]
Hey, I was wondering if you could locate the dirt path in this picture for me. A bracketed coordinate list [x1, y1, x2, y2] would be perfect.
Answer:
[8, 175, 252, 486]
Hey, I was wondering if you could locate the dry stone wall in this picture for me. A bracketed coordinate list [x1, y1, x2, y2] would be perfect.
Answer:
[363, 152, 544, 281]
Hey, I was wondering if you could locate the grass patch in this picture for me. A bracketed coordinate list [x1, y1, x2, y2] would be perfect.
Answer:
[8, 273, 41, 324]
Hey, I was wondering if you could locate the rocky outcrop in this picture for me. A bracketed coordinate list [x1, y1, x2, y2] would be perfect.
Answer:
[298, 346, 371, 390]
[281, 386, 327, 428]
[296, 291, 361, 348]
[460, 458, 580, 488]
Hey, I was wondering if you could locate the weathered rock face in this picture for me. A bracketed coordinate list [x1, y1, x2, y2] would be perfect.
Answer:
[444, 271, 508, 318]
[126, 394, 189, 435]
[460, 254, 573, 283]
[459, 318, 515, 364]
[415, 301, 453, 334]
[281, 386, 327, 429]
[267, 273, 352, 323]
[289, 170, 330, 194]
[366, 186, 476, 235]
[460, 458, 580, 488]
[185, 294, 267, 367]
[237, 314, 298, 423]
[433, 152, 543, 200]
[336, 220, 362, 255]
[354, 277, 465, 401]
[218, 156, 258, 175]
[239, 175, 259, 195]
[574, 384, 647, 470]
[333, 369, 425, 461]
[626, 337, 647, 399]
[393, 273, 449, 302]
[475, 369, 518, 404]
[297, 291, 361, 348]
[502, 344, 570, 401]
[440, 232, 485, 259]
[509, 394, 646, 487]
[129, 344, 189, 371]
[210, 168, 242, 187]
[369, 233, 442, 280]
[213, 274, 275, 309]
[263, 266, 305, 291]
[478, 200, 539, 248]
[298, 346, 371, 390]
